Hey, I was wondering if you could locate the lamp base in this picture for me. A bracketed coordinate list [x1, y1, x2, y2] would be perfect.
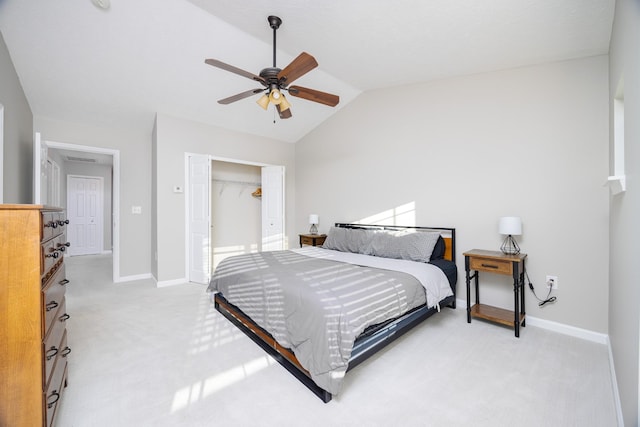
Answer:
[500, 235, 520, 255]
[309, 224, 318, 235]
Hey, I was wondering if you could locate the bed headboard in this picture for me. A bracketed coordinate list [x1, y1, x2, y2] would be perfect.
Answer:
[334, 223, 456, 264]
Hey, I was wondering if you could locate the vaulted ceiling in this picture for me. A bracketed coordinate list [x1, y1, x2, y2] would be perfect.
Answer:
[0, 0, 615, 143]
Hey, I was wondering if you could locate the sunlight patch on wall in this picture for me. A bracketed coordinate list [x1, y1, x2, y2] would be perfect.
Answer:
[355, 202, 416, 226]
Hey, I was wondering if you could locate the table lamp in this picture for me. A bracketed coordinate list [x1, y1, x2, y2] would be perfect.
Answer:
[309, 214, 319, 235]
[499, 216, 522, 255]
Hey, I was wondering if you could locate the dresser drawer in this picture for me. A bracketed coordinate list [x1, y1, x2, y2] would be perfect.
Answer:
[44, 357, 67, 427]
[42, 265, 68, 336]
[41, 211, 69, 242]
[42, 233, 68, 276]
[43, 299, 69, 388]
[469, 257, 512, 275]
[42, 211, 57, 242]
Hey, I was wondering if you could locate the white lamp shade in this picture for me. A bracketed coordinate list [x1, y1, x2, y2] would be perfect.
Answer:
[309, 214, 319, 225]
[499, 216, 522, 235]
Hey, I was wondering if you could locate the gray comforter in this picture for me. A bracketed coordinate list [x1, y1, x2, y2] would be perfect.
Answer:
[207, 248, 451, 395]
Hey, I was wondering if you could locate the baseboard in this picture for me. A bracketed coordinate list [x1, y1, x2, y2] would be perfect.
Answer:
[100, 250, 113, 255]
[454, 298, 607, 344]
[525, 316, 608, 344]
[114, 273, 153, 283]
[606, 337, 625, 427]
[156, 277, 188, 288]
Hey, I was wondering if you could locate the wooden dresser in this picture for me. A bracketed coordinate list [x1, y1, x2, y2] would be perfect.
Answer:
[0, 205, 71, 427]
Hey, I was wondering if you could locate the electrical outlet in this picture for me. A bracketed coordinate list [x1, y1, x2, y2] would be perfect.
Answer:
[546, 275, 558, 289]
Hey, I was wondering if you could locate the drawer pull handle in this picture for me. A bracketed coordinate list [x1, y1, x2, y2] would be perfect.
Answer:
[59, 313, 70, 322]
[59, 279, 70, 286]
[46, 301, 59, 312]
[57, 242, 71, 252]
[481, 263, 499, 269]
[61, 347, 72, 357]
[47, 391, 60, 409]
[46, 346, 59, 361]
[46, 252, 60, 259]
[58, 219, 70, 227]
[45, 221, 58, 229]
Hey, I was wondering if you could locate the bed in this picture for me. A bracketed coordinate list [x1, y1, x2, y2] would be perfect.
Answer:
[208, 223, 457, 402]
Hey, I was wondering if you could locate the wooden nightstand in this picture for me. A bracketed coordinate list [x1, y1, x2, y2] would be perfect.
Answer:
[464, 249, 527, 337]
[299, 234, 327, 247]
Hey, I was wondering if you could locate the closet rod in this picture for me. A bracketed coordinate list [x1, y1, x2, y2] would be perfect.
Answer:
[212, 179, 261, 187]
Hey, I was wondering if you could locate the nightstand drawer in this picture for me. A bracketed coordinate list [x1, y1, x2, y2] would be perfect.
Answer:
[299, 234, 327, 247]
[469, 257, 512, 275]
[300, 235, 315, 246]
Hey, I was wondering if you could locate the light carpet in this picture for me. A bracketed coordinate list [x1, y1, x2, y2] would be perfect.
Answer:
[55, 254, 618, 427]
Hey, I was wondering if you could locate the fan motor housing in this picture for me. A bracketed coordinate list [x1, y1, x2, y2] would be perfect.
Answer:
[259, 67, 282, 86]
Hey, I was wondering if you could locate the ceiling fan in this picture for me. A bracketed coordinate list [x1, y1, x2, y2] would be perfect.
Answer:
[205, 15, 339, 120]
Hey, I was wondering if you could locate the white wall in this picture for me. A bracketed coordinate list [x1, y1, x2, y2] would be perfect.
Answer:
[608, 0, 640, 425]
[296, 55, 609, 333]
[153, 113, 296, 283]
[33, 116, 152, 278]
[0, 32, 32, 203]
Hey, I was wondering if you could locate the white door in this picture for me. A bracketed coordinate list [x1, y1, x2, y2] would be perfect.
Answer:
[34, 132, 48, 204]
[67, 176, 103, 256]
[261, 166, 285, 251]
[188, 155, 211, 284]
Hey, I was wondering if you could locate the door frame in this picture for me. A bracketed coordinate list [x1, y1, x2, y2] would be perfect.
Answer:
[184, 153, 286, 284]
[67, 174, 105, 256]
[35, 137, 121, 282]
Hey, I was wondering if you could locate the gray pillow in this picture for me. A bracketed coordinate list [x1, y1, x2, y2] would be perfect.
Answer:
[364, 230, 441, 262]
[322, 227, 375, 253]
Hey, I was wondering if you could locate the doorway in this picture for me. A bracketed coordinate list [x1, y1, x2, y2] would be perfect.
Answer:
[185, 154, 285, 284]
[33, 134, 120, 282]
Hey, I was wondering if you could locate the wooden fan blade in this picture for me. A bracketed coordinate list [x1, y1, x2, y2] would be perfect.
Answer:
[276, 104, 292, 119]
[218, 88, 264, 105]
[277, 52, 318, 85]
[205, 59, 266, 85]
[288, 86, 339, 107]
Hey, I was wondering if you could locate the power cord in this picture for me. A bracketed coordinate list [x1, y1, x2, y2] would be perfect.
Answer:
[526, 272, 557, 307]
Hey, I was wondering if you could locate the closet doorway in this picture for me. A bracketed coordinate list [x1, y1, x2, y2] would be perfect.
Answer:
[186, 154, 285, 285]
[210, 161, 262, 270]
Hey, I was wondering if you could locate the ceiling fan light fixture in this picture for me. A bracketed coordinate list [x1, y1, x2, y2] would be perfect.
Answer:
[269, 88, 283, 105]
[256, 94, 270, 110]
[279, 94, 291, 112]
[91, 0, 111, 10]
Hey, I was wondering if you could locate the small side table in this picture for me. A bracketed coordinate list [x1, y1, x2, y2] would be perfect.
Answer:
[299, 234, 327, 247]
[464, 249, 527, 337]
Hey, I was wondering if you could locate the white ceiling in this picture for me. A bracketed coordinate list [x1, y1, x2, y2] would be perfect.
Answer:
[0, 0, 614, 143]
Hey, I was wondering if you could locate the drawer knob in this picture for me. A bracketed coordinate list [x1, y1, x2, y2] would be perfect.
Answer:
[46, 346, 59, 361]
[59, 313, 70, 322]
[47, 391, 60, 409]
[45, 251, 60, 259]
[61, 347, 72, 357]
[45, 221, 58, 229]
[57, 219, 70, 227]
[46, 301, 59, 312]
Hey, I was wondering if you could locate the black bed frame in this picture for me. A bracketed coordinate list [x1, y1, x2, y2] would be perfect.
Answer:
[213, 223, 457, 403]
